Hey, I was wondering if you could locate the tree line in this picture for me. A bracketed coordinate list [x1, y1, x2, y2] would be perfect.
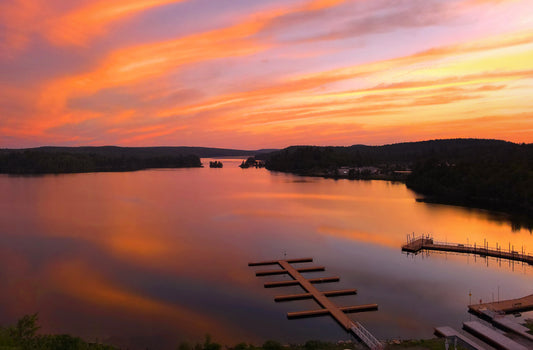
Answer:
[0, 150, 202, 174]
[262, 139, 532, 219]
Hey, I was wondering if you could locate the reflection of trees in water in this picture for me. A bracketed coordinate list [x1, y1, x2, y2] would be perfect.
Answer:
[508, 215, 532, 233]
[416, 198, 532, 234]
[474, 206, 533, 233]
[265, 140, 532, 221]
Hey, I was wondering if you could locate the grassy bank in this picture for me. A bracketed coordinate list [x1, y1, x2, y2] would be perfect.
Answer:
[0, 314, 116, 349]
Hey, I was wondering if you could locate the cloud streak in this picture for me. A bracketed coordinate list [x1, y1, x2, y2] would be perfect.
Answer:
[1, 0, 532, 147]
[46, 0, 188, 47]
[0, 0, 188, 57]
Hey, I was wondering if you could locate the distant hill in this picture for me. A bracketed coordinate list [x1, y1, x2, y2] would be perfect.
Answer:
[264, 139, 520, 171]
[0, 146, 276, 158]
[0, 146, 276, 175]
[263, 139, 532, 219]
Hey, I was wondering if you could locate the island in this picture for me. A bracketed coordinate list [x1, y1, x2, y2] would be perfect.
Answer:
[239, 157, 265, 168]
[209, 161, 223, 168]
[0, 147, 202, 174]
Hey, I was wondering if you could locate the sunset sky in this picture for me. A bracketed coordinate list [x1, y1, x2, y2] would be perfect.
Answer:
[1, 0, 532, 149]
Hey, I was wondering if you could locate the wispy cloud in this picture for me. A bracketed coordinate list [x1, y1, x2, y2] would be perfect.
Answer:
[1, 0, 532, 147]
[0, 0, 42, 58]
[46, 0, 187, 47]
[0, 0, 187, 57]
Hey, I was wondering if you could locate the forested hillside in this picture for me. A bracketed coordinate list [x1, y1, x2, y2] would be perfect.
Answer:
[263, 139, 532, 216]
[0, 149, 201, 174]
[0, 146, 276, 174]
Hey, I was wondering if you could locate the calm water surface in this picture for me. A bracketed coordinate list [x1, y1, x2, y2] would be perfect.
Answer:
[0, 159, 531, 349]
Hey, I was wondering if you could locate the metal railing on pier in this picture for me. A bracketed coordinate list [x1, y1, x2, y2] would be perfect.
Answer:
[402, 234, 533, 266]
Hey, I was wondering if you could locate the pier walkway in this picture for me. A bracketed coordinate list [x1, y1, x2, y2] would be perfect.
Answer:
[401, 235, 533, 265]
[249, 258, 382, 349]
[469, 294, 533, 316]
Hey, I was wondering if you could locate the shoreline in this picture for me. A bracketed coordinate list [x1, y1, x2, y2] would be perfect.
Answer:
[266, 168, 533, 231]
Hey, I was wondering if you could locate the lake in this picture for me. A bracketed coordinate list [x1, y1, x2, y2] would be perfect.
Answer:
[0, 158, 531, 349]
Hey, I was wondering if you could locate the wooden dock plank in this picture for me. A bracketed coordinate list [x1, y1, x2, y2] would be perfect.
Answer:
[251, 258, 382, 349]
[248, 258, 313, 266]
[287, 304, 378, 319]
[279, 260, 355, 329]
[274, 289, 357, 302]
[264, 276, 339, 288]
[255, 266, 325, 276]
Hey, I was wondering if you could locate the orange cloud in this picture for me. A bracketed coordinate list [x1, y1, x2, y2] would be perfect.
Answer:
[1, 0, 185, 58]
[465, 0, 520, 5]
[38, 27, 267, 125]
[28, 0, 352, 138]
[3, 0, 532, 147]
[302, 0, 347, 11]
[118, 125, 189, 143]
[0, 0, 42, 57]
[387, 113, 533, 143]
[157, 30, 533, 120]
[46, 0, 187, 46]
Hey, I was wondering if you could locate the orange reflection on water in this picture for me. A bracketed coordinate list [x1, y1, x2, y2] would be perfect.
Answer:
[0, 168, 531, 348]
[317, 225, 400, 249]
[46, 259, 238, 341]
[104, 229, 174, 260]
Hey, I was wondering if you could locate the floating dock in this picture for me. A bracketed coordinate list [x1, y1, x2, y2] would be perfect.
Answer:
[248, 258, 382, 350]
[468, 294, 533, 343]
[401, 235, 533, 265]
[469, 294, 533, 316]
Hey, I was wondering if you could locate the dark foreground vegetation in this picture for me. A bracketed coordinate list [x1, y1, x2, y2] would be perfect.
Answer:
[525, 319, 533, 335]
[0, 314, 115, 349]
[0, 315, 460, 350]
[181, 337, 463, 350]
[263, 139, 532, 225]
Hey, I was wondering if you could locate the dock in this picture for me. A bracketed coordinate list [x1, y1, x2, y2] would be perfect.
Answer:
[248, 258, 382, 350]
[469, 294, 533, 316]
[401, 235, 533, 265]
[468, 294, 533, 343]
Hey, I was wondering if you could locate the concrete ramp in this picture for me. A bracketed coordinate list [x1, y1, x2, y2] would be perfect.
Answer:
[463, 321, 528, 350]
[435, 326, 486, 350]
[492, 317, 533, 343]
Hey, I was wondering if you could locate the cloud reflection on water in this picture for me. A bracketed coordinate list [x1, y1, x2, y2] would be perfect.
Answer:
[0, 168, 531, 349]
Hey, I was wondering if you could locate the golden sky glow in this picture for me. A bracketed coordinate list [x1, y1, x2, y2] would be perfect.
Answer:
[0, 0, 532, 148]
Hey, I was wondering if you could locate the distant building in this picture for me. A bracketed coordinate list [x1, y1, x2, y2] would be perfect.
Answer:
[338, 167, 351, 176]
